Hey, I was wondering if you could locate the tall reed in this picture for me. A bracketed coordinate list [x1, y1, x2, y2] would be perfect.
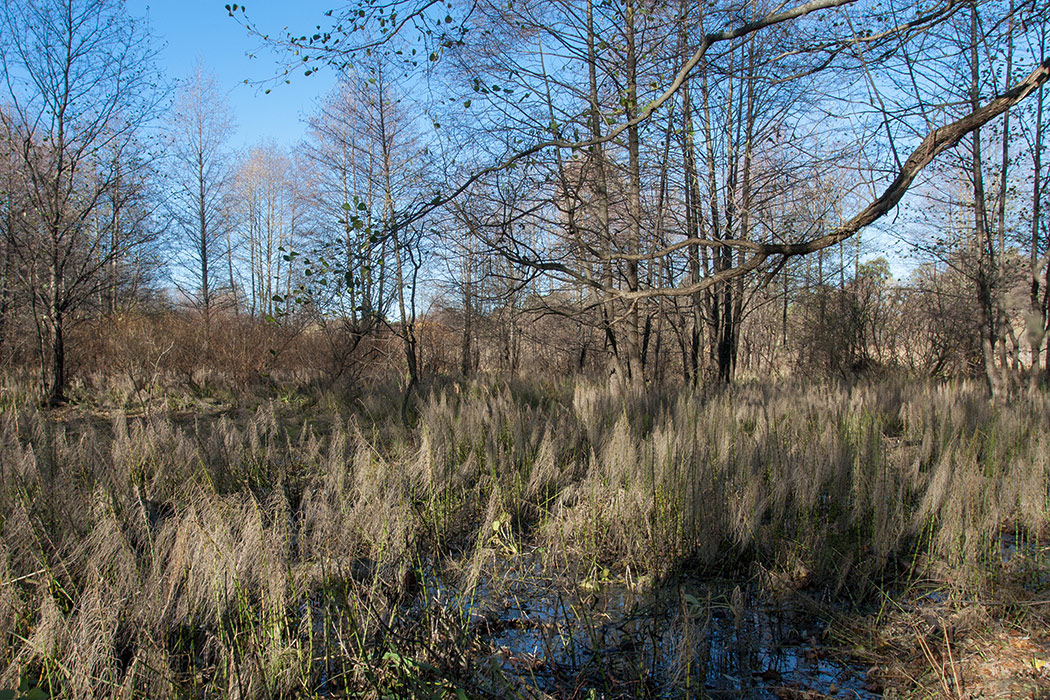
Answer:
[0, 376, 1045, 697]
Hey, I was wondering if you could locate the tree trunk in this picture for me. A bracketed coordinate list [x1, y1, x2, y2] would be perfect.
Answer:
[585, 0, 627, 389]
[47, 261, 66, 406]
[623, 0, 645, 391]
[1031, 29, 1047, 383]
[460, 243, 474, 378]
[970, 2, 1003, 397]
[678, 0, 704, 385]
[0, 214, 12, 359]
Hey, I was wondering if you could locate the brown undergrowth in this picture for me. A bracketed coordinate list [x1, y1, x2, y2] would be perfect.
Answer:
[832, 540, 1050, 700]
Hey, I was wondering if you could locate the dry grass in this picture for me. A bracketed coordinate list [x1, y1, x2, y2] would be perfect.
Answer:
[0, 375, 1047, 697]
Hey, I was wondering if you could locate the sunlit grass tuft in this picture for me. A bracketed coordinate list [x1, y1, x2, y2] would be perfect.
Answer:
[0, 374, 1046, 697]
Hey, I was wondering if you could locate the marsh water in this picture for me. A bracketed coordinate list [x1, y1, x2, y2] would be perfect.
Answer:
[401, 549, 879, 699]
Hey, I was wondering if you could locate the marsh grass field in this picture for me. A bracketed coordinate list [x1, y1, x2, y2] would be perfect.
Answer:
[1, 374, 1048, 699]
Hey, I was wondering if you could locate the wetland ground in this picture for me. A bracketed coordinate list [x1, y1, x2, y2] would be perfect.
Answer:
[0, 374, 1048, 698]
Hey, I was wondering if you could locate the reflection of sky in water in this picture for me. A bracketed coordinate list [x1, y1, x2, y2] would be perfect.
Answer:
[420, 551, 879, 698]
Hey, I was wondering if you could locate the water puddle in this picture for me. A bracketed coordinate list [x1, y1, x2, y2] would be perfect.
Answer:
[424, 552, 879, 698]
[998, 530, 1050, 589]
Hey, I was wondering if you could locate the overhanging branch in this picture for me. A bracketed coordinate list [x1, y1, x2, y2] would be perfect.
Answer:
[613, 56, 1050, 301]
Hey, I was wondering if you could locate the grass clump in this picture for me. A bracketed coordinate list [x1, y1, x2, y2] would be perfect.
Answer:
[0, 375, 1046, 697]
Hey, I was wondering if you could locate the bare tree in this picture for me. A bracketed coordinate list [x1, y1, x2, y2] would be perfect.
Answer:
[0, 0, 165, 405]
[234, 142, 306, 319]
[0, 116, 26, 361]
[166, 63, 237, 332]
[302, 60, 428, 396]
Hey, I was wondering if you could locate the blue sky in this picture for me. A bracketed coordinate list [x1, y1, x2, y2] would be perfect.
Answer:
[129, 0, 338, 149]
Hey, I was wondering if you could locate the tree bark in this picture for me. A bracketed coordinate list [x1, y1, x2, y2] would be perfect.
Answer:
[970, 2, 1004, 397]
[624, 0, 645, 391]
